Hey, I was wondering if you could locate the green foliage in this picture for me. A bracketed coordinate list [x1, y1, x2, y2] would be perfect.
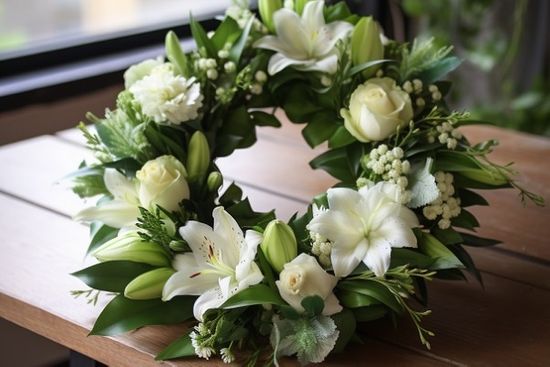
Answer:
[88, 222, 118, 255]
[222, 284, 285, 309]
[136, 207, 178, 253]
[398, 38, 459, 82]
[156, 334, 195, 360]
[72, 261, 155, 292]
[91, 295, 195, 335]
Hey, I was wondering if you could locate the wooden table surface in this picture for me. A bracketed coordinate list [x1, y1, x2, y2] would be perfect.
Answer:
[0, 120, 549, 366]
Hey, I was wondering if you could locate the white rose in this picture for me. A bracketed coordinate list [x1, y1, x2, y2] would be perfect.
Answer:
[129, 64, 203, 125]
[341, 77, 413, 142]
[136, 155, 190, 212]
[276, 253, 342, 316]
[123, 57, 163, 89]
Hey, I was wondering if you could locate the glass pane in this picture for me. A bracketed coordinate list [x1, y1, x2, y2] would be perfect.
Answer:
[0, 0, 232, 58]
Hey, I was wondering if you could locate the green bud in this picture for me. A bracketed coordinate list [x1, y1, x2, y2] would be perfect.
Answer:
[169, 239, 189, 252]
[165, 31, 190, 77]
[186, 131, 210, 182]
[460, 165, 510, 186]
[351, 17, 384, 77]
[261, 220, 297, 273]
[295, 0, 312, 15]
[93, 231, 171, 267]
[124, 268, 175, 300]
[207, 171, 223, 193]
[259, 0, 283, 33]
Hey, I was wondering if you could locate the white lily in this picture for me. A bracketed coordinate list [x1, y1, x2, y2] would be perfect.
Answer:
[254, 0, 352, 75]
[162, 207, 264, 321]
[307, 182, 419, 278]
[74, 168, 140, 228]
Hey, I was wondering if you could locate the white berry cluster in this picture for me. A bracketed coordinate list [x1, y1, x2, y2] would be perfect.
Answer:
[310, 232, 332, 268]
[402, 79, 442, 108]
[364, 145, 412, 204]
[196, 57, 221, 80]
[428, 121, 463, 150]
[422, 171, 461, 229]
[190, 323, 215, 360]
[250, 70, 268, 95]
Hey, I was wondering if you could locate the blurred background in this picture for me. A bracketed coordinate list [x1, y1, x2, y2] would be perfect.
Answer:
[0, 0, 548, 366]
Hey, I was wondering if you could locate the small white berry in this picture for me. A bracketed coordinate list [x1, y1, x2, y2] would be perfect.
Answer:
[255, 70, 267, 83]
[206, 69, 218, 80]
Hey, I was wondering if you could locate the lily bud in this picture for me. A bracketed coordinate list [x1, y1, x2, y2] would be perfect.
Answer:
[460, 165, 509, 186]
[261, 220, 297, 273]
[124, 268, 175, 300]
[186, 131, 210, 182]
[295, 0, 312, 15]
[351, 17, 384, 78]
[207, 171, 223, 193]
[93, 231, 171, 267]
[259, 0, 283, 33]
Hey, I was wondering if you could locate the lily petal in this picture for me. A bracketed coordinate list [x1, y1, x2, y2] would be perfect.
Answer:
[162, 255, 218, 300]
[193, 287, 226, 321]
[363, 240, 391, 277]
[372, 217, 418, 249]
[104, 168, 138, 203]
[212, 206, 244, 266]
[273, 8, 310, 58]
[330, 238, 368, 277]
[74, 200, 139, 228]
[268, 53, 310, 75]
[301, 0, 325, 35]
[179, 220, 228, 266]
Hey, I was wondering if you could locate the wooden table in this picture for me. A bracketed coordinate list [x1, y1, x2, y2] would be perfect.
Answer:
[0, 120, 549, 366]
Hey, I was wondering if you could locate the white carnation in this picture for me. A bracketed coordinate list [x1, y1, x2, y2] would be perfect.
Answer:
[129, 64, 203, 125]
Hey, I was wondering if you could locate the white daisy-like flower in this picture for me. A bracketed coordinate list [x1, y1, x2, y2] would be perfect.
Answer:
[129, 64, 203, 125]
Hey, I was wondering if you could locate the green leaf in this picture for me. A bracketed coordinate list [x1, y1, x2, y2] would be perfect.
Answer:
[165, 31, 190, 77]
[229, 17, 254, 63]
[390, 248, 434, 269]
[328, 126, 355, 148]
[90, 295, 195, 336]
[219, 182, 243, 205]
[458, 232, 501, 247]
[457, 188, 489, 207]
[258, 248, 277, 290]
[346, 59, 392, 78]
[417, 56, 461, 83]
[352, 305, 387, 322]
[156, 334, 195, 360]
[338, 281, 403, 314]
[324, 2, 353, 22]
[301, 296, 324, 316]
[416, 230, 464, 270]
[88, 222, 118, 255]
[103, 158, 142, 177]
[302, 111, 339, 148]
[338, 290, 379, 308]
[211, 17, 240, 50]
[72, 261, 155, 292]
[332, 309, 356, 353]
[190, 17, 216, 57]
[431, 227, 463, 246]
[448, 244, 482, 285]
[452, 209, 479, 230]
[221, 284, 285, 309]
[282, 84, 323, 122]
[310, 147, 355, 182]
[250, 111, 282, 127]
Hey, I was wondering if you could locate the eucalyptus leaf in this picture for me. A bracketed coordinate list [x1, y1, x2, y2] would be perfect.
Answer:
[301, 296, 324, 316]
[90, 295, 194, 336]
[72, 261, 155, 292]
